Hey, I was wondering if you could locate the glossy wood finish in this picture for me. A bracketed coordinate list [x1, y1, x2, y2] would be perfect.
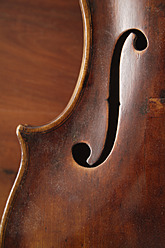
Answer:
[0, 0, 82, 219]
[0, 0, 165, 247]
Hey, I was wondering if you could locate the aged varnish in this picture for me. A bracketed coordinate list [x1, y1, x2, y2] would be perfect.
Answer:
[0, 0, 164, 247]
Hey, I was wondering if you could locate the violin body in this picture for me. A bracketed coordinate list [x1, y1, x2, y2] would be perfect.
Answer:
[0, 0, 164, 247]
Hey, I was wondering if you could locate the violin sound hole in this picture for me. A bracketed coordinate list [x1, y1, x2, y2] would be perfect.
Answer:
[133, 31, 148, 51]
[72, 29, 148, 168]
[72, 143, 91, 167]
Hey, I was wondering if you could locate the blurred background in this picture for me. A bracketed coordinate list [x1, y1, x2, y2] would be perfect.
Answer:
[0, 0, 82, 219]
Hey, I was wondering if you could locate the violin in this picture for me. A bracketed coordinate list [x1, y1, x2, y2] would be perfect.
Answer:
[0, 0, 164, 247]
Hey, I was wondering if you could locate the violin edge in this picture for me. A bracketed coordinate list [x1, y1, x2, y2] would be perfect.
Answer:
[17, 0, 91, 135]
[0, 0, 91, 246]
[0, 130, 28, 247]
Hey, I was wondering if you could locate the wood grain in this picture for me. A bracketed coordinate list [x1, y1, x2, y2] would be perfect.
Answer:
[0, 0, 82, 219]
[0, 0, 165, 247]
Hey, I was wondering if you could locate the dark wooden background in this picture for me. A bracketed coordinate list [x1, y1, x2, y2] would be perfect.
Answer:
[0, 0, 82, 219]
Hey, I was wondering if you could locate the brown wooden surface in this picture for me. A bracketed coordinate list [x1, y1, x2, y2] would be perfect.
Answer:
[0, 0, 165, 247]
[0, 0, 82, 219]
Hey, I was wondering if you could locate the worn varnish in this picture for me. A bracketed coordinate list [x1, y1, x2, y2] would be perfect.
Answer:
[0, 0, 165, 247]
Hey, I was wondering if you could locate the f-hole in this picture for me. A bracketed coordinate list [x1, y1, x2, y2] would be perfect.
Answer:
[72, 29, 148, 168]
